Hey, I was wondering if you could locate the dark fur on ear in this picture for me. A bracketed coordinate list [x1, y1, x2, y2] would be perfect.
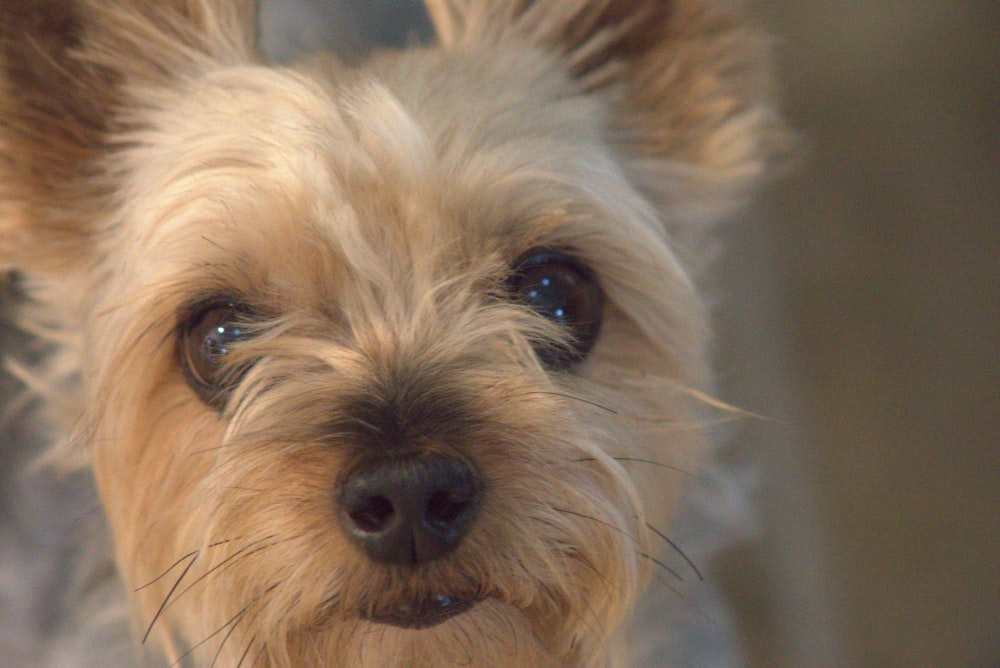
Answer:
[0, 0, 257, 273]
[0, 0, 110, 271]
[426, 0, 790, 219]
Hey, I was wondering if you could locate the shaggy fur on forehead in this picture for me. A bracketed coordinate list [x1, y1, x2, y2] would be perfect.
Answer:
[0, 0, 783, 274]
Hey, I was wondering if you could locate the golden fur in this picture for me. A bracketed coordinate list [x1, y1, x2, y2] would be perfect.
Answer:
[0, 1, 786, 665]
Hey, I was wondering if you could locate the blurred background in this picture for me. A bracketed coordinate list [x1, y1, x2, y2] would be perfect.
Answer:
[2, 2, 997, 667]
[717, 2, 998, 666]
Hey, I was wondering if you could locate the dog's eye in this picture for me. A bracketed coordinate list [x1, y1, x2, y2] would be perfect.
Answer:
[179, 301, 254, 406]
[509, 250, 604, 369]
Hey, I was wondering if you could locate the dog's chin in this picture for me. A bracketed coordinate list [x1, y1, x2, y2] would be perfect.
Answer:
[326, 596, 565, 667]
[362, 593, 482, 630]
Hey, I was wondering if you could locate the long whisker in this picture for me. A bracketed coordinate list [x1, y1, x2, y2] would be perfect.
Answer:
[572, 455, 694, 477]
[628, 414, 745, 429]
[140, 536, 275, 645]
[645, 521, 703, 581]
[234, 633, 257, 668]
[521, 390, 620, 415]
[170, 602, 251, 668]
[211, 606, 249, 668]
[552, 506, 683, 581]
[248, 641, 268, 668]
[171, 536, 278, 606]
[638, 552, 687, 595]
[142, 552, 198, 644]
[136, 537, 242, 592]
[136, 550, 198, 593]
[171, 583, 279, 668]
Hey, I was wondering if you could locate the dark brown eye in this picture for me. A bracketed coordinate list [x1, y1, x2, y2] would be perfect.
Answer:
[509, 249, 604, 369]
[178, 300, 254, 406]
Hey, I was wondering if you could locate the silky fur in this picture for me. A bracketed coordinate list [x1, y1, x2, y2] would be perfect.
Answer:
[0, 1, 786, 666]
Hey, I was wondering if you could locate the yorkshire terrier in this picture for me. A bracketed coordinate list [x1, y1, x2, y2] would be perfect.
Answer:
[0, 0, 785, 666]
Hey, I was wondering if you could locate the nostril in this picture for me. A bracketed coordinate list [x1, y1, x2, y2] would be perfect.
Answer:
[425, 490, 472, 529]
[348, 496, 394, 533]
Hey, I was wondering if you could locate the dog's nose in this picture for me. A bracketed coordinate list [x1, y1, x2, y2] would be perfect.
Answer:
[336, 455, 481, 565]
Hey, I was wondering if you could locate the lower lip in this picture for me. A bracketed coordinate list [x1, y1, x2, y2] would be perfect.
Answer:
[364, 595, 479, 630]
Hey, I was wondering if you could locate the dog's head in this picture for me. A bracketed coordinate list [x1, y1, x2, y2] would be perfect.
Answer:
[0, 1, 784, 665]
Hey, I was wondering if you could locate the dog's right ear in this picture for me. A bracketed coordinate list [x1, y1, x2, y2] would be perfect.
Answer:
[424, 0, 791, 236]
[0, 0, 257, 276]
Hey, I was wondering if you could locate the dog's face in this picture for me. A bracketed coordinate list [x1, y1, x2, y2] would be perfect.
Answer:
[0, 1, 783, 665]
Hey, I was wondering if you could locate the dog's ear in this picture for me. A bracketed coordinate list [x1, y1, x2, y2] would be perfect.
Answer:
[425, 0, 789, 223]
[0, 0, 257, 275]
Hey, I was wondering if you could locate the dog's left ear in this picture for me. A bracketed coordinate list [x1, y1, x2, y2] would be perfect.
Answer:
[0, 0, 257, 276]
[425, 0, 790, 220]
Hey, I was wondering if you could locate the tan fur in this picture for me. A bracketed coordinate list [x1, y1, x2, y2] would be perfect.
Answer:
[0, 1, 786, 666]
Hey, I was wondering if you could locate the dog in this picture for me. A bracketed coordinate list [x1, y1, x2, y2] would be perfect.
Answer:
[0, 1, 786, 665]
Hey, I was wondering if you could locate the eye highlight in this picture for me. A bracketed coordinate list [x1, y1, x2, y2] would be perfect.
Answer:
[178, 299, 255, 407]
[508, 249, 604, 369]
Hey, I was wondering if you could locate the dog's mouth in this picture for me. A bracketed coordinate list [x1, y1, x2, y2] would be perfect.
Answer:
[362, 594, 481, 629]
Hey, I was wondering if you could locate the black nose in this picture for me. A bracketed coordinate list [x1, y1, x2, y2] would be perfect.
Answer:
[336, 455, 481, 565]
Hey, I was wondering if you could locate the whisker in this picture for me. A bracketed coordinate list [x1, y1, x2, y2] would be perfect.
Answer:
[565, 544, 621, 593]
[142, 552, 197, 644]
[171, 536, 277, 605]
[170, 603, 251, 668]
[171, 583, 278, 668]
[644, 522, 703, 581]
[638, 551, 687, 600]
[136, 537, 240, 592]
[252, 642, 268, 667]
[552, 506, 682, 581]
[563, 556, 613, 637]
[520, 390, 619, 414]
[572, 455, 694, 477]
[210, 607, 249, 668]
[637, 551, 683, 583]
[629, 414, 744, 429]
[234, 633, 257, 668]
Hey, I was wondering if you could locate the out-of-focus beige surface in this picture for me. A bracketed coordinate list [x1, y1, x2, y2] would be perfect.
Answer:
[719, 2, 998, 667]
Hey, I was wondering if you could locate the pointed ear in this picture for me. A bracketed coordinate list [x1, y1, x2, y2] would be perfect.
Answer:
[425, 0, 790, 218]
[0, 0, 257, 275]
